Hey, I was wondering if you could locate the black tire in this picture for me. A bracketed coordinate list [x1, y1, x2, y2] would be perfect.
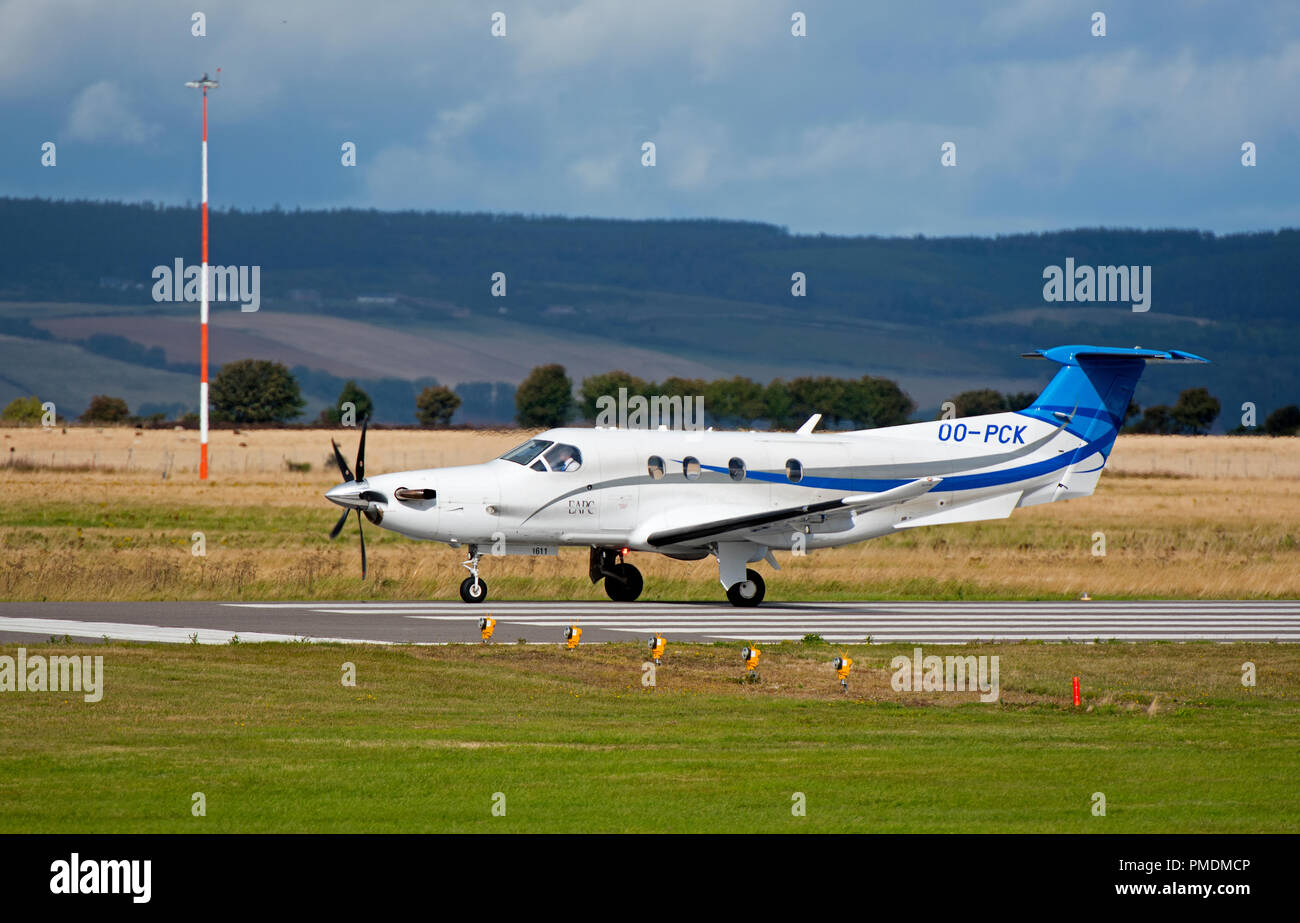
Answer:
[726, 569, 765, 607]
[604, 563, 644, 602]
[459, 576, 488, 604]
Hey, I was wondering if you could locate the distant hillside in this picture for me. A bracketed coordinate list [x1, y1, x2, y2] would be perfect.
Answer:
[0, 197, 1295, 426]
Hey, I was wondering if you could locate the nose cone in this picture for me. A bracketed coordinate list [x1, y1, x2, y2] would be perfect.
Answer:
[326, 480, 388, 510]
[326, 481, 366, 509]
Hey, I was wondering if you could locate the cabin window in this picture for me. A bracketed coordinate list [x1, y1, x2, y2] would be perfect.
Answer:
[683, 456, 701, 480]
[728, 457, 746, 481]
[501, 439, 553, 465]
[647, 455, 665, 479]
[785, 458, 803, 483]
[543, 443, 582, 472]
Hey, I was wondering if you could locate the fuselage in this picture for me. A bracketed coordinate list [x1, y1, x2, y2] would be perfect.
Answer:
[354, 410, 1102, 555]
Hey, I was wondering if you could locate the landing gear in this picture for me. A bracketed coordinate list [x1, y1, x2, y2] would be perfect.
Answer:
[604, 562, 643, 602]
[459, 548, 487, 603]
[459, 576, 488, 603]
[591, 546, 644, 603]
[726, 569, 765, 608]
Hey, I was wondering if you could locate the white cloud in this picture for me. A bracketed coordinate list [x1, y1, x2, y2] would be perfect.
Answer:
[63, 80, 161, 145]
[512, 0, 781, 79]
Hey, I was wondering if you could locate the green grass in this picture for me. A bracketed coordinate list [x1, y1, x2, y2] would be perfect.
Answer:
[2, 640, 1297, 832]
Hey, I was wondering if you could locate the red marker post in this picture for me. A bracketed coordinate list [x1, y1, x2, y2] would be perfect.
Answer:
[185, 70, 220, 479]
[1072, 676, 1081, 707]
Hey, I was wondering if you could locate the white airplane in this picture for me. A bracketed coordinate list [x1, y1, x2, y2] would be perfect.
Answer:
[325, 345, 1207, 606]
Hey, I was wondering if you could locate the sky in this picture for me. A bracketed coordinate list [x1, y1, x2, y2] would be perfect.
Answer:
[1, 0, 1297, 236]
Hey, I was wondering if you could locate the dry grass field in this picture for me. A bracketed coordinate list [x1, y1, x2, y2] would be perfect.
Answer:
[2, 427, 1298, 601]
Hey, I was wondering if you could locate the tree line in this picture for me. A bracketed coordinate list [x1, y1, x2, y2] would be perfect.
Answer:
[513, 365, 916, 430]
[6, 359, 1297, 436]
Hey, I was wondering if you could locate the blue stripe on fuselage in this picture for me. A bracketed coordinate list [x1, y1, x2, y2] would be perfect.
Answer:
[690, 429, 1112, 493]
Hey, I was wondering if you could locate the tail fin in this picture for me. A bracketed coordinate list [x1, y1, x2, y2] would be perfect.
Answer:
[1019, 346, 1209, 457]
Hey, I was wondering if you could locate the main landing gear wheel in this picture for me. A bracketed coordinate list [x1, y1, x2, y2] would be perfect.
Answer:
[726, 569, 765, 608]
[459, 576, 488, 603]
[604, 563, 643, 602]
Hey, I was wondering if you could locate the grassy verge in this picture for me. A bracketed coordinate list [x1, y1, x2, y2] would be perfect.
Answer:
[3, 469, 1299, 600]
[2, 640, 1297, 832]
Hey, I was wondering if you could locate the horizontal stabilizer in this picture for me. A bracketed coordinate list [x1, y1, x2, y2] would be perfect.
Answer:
[1022, 346, 1209, 364]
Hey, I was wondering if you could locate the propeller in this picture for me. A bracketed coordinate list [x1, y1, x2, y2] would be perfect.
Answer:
[328, 418, 372, 578]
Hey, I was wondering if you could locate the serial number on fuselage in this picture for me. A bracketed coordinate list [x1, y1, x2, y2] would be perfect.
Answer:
[937, 422, 1028, 444]
[568, 499, 596, 515]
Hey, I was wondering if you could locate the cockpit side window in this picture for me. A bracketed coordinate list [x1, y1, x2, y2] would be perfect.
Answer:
[543, 443, 582, 473]
[501, 439, 553, 465]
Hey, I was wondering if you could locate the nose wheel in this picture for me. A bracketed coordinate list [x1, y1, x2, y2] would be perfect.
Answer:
[459, 549, 488, 603]
[459, 576, 488, 603]
[604, 562, 643, 602]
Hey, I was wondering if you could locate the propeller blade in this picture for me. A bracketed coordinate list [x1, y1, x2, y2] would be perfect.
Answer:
[328, 509, 349, 540]
[356, 509, 367, 579]
[331, 439, 354, 483]
[355, 417, 368, 482]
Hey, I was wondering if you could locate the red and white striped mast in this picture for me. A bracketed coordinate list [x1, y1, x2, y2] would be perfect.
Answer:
[185, 70, 219, 479]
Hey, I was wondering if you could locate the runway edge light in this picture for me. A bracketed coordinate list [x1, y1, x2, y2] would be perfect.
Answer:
[479, 616, 496, 644]
[565, 624, 581, 650]
[833, 655, 853, 692]
[1072, 675, 1081, 707]
[742, 644, 761, 681]
[649, 634, 666, 665]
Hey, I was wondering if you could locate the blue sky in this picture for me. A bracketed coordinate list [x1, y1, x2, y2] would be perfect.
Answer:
[2, 0, 1297, 236]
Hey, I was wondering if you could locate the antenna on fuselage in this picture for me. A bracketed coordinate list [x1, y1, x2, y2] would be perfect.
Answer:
[796, 414, 821, 435]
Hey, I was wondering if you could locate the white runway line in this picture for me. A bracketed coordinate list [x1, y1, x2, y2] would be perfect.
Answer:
[219, 599, 1300, 643]
[3, 601, 1294, 645]
[0, 618, 389, 645]
[228, 601, 1300, 608]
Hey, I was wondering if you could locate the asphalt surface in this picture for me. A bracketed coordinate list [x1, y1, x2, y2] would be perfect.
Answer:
[0, 599, 1297, 644]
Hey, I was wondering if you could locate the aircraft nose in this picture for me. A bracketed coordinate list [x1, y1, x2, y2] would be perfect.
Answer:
[326, 482, 366, 509]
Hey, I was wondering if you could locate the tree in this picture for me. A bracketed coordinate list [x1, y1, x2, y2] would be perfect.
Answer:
[949, 388, 1006, 417]
[1171, 387, 1220, 435]
[515, 364, 573, 427]
[80, 395, 130, 424]
[1127, 404, 1177, 434]
[579, 370, 650, 421]
[1, 395, 44, 423]
[786, 377, 847, 427]
[762, 380, 795, 429]
[415, 385, 461, 427]
[705, 376, 766, 426]
[210, 359, 305, 424]
[1004, 391, 1038, 411]
[1264, 404, 1300, 436]
[838, 376, 916, 428]
[319, 380, 373, 425]
[657, 376, 709, 400]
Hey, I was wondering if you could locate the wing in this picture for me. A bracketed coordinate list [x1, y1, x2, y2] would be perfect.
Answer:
[645, 477, 942, 548]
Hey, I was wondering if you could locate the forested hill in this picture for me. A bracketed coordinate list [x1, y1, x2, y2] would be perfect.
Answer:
[2, 198, 1295, 322]
[0, 197, 1295, 423]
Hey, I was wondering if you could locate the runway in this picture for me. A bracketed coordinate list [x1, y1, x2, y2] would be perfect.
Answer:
[0, 599, 1297, 645]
